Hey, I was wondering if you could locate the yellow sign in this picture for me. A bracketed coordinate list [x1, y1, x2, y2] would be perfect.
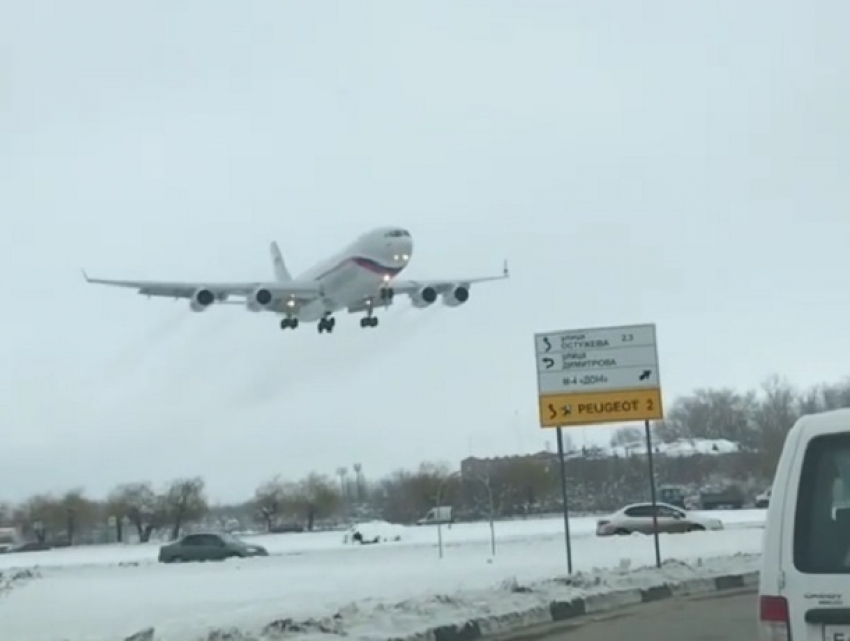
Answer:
[538, 388, 664, 428]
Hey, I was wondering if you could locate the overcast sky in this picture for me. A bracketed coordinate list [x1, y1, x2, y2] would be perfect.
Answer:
[2, 0, 848, 504]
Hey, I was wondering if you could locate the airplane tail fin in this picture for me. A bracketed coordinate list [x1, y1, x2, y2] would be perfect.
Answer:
[270, 241, 292, 282]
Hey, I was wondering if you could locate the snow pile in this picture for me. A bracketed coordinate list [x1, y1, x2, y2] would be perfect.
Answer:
[610, 438, 741, 458]
[662, 438, 741, 457]
[0, 569, 39, 600]
[123, 553, 761, 641]
[342, 520, 406, 544]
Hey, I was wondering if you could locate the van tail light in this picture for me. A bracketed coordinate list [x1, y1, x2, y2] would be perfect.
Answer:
[759, 595, 791, 641]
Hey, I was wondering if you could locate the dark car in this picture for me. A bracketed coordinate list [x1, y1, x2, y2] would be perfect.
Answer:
[269, 523, 304, 534]
[158, 532, 268, 563]
[658, 484, 689, 509]
[0, 541, 52, 554]
[698, 484, 745, 510]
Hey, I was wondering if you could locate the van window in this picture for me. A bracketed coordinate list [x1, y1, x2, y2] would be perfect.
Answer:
[794, 433, 850, 573]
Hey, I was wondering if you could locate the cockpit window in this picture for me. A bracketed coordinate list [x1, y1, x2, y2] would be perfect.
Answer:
[384, 229, 410, 238]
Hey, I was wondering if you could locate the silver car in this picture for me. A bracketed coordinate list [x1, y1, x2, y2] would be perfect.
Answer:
[596, 501, 724, 536]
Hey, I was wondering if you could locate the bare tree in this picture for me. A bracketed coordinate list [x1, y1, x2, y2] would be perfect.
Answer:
[487, 458, 556, 516]
[14, 494, 59, 542]
[663, 388, 759, 448]
[56, 489, 99, 545]
[822, 379, 850, 410]
[291, 473, 340, 531]
[610, 427, 644, 449]
[163, 477, 208, 541]
[253, 475, 289, 532]
[750, 376, 799, 477]
[801, 379, 850, 413]
[0, 502, 12, 526]
[371, 462, 457, 523]
[652, 418, 687, 444]
[107, 482, 166, 543]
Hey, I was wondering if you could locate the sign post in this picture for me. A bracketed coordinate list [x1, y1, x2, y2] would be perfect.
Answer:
[555, 427, 573, 574]
[534, 323, 665, 570]
[644, 419, 662, 568]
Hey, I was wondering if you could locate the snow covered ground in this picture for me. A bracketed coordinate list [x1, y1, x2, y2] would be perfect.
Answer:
[0, 511, 766, 641]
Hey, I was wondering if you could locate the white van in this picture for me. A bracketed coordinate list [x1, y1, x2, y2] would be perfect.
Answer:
[759, 408, 850, 641]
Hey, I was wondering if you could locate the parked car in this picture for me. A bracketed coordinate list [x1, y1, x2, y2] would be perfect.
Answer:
[596, 502, 724, 536]
[759, 408, 850, 641]
[158, 532, 268, 563]
[698, 483, 745, 510]
[658, 484, 689, 509]
[2, 541, 52, 554]
[269, 523, 304, 534]
[755, 487, 771, 508]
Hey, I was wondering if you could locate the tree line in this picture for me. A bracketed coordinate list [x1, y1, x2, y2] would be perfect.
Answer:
[1, 375, 848, 546]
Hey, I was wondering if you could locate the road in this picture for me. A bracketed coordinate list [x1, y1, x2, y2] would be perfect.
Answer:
[537, 589, 757, 641]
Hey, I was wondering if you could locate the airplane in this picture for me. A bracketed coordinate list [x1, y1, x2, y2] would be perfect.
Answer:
[82, 226, 509, 334]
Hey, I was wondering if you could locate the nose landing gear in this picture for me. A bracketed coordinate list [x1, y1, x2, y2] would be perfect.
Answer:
[280, 317, 299, 330]
[317, 314, 336, 334]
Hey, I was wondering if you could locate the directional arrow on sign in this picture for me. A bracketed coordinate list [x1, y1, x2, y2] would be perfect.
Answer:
[639, 369, 652, 381]
[543, 357, 555, 369]
[542, 337, 552, 352]
[547, 403, 572, 420]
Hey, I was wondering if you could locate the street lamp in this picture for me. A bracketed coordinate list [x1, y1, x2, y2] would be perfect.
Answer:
[435, 472, 459, 559]
[434, 472, 497, 559]
[353, 463, 362, 503]
[470, 474, 496, 557]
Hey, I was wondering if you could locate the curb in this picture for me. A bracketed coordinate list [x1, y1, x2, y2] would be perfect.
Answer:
[398, 571, 759, 641]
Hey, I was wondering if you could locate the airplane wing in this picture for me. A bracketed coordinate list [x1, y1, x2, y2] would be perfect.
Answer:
[389, 259, 510, 295]
[81, 271, 321, 300]
[346, 260, 509, 313]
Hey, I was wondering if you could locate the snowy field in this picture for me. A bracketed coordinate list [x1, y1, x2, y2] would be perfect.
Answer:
[0, 511, 766, 641]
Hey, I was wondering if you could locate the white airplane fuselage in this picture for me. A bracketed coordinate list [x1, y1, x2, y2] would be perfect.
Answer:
[291, 227, 414, 321]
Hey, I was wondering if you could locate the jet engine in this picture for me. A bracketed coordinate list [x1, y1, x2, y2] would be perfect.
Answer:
[246, 287, 274, 312]
[442, 285, 469, 307]
[189, 288, 215, 312]
[410, 286, 438, 308]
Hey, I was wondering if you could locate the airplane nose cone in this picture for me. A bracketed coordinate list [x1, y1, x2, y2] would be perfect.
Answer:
[390, 239, 412, 264]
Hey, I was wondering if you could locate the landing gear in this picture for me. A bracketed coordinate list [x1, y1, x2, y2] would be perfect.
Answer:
[360, 316, 379, 328]
[379, 287, 394, 303]
[317, 315, 336, 334]
[280, 317, 299, 330]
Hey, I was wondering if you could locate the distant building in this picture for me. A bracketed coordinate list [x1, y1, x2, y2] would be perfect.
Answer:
[0, 527, 21, 550]
[460, 451, 556, 479]
[461, 438, 742, 478]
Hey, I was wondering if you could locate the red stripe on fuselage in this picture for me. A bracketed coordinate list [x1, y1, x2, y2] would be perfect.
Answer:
[314, 256, 403, 281]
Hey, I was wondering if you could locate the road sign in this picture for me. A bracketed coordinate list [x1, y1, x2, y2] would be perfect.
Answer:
[534, 323, 664, 428]
[538, 388, 663, 427]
